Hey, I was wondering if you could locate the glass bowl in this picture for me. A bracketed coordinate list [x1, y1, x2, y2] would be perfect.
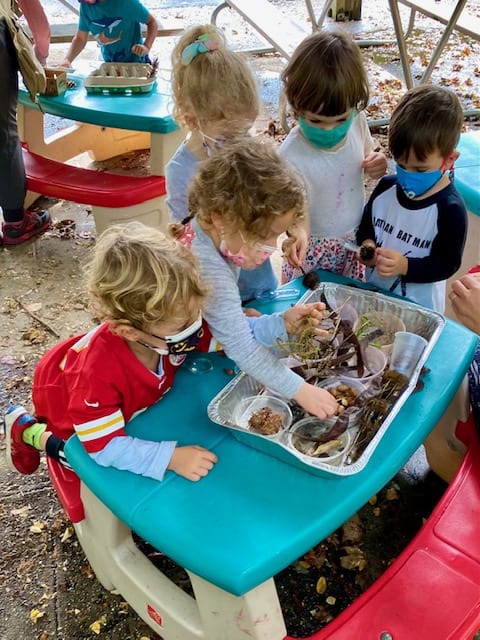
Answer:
[287, 417, 352, 465]
[233, 395, 293, 438]
[316, 377, 367, 429]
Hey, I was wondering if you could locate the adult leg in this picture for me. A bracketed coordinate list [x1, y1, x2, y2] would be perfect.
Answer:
[0, 17, 51, 244]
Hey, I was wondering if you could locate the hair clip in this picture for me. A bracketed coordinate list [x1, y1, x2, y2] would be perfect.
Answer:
[181, 34, 220, 66]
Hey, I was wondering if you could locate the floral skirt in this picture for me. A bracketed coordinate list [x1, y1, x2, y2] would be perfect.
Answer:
[282, 231, 366, 284]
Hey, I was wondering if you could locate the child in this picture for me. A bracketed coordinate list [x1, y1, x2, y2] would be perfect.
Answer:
[166, 24, 277, 302]
[60, 0, 158, 67]
[279, 29, 387, 283]
[4, 222, 218, 483]
[424, 267, 480, 482]
[183, 137, 339, 419]
[356, 85, 468, 313]
[5, 222, 332, 480]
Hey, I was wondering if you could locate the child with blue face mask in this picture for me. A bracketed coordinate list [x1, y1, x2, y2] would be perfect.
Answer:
[166, 24, 278, 303]
[356, 85, 468, 313]
[279, 30, 387, 284]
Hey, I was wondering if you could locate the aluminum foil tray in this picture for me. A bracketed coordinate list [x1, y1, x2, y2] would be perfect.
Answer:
[83, 63, 155, 94]
[208, 283, 445, 477]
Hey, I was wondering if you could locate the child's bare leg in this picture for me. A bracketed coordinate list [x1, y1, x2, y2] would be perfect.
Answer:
[424, 378, 469, 483]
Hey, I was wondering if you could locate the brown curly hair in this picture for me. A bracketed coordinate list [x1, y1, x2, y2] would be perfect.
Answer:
[187, 137, 305, 239]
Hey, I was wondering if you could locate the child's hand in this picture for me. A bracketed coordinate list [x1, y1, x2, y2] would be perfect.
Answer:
[293, 382, 338, 419]
[283, 302, 326, 334]
[59, 59, 72, 68]
[167, 445, 218, 482]
[358, 240, 377, 266]
[449, 274, 480, 335]
[244, 308, 262, 318]
[362, 151, 388, 180]
[282, 226, 309, 267]
[131, 43, 149, 56]
[375, 247, 408, 277]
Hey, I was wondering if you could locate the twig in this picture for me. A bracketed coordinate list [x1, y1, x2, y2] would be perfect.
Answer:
[14, 298, 61, 338]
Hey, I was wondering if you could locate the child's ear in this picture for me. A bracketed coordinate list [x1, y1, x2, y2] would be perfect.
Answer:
[183, 112, 198, 129]
[109, 323, 139, 341]
[443, 150, 460, 171]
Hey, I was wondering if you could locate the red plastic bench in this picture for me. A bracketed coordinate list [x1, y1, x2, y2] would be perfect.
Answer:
[298, 413, 480, 640]
[23, 147, 167, 234]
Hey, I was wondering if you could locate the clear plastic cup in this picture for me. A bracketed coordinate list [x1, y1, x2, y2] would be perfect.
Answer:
[389, 331, 428, 378]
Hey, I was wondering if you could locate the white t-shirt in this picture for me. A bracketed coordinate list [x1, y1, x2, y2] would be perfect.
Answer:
[279, 112, 374, 237]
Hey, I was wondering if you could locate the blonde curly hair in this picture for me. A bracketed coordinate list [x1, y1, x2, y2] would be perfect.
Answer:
[171, 24, 259, 131]
[188, 137, 305, 239]
[85, 222, 206, 328]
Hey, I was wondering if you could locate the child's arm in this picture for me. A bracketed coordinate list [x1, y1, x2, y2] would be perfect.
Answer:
[449, 273, 480, 334]
[247, 303, 327, 347]
[397, 195, 467, 284]
[131, 13, 158, 57]
[359, 112, 388, 180]
[91, 436, 217, 482]
[61, 30, 89, 67]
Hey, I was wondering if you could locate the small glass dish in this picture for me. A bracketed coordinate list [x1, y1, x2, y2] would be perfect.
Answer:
[316, 377, 367, 429]
[287, 417, 351, 465]
[185, 357, 214, 375]
[234, 395, 292, 438]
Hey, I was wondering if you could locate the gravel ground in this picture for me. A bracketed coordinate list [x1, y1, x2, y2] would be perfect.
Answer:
[1, 1, 479, 638]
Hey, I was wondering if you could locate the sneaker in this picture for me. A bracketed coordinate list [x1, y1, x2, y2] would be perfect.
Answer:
[2, 209, 51, 246]
[4, 405, 40, 474]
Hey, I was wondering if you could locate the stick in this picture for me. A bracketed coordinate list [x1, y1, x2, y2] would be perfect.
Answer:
[14, 298, 61, 338]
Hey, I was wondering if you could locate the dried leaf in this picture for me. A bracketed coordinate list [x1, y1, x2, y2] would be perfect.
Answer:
[29, 520, 46, 533]
[60, 526, 74, 542]
[89, 615, 107, 634]
[316, 576, 327, 594]
[25, 303, 42, 313]
[386, 486, 399, 501]
[29, 608, 45, 623]
[340, 546, 367, 571]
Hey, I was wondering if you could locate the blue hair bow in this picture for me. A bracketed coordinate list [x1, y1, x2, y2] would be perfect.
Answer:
[181, 34, 220, 66]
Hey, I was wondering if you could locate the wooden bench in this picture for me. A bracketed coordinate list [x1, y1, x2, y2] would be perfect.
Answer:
[23, 147, 168, 234]
[388, 0, 480, 88]
[211, 0, 314, 57]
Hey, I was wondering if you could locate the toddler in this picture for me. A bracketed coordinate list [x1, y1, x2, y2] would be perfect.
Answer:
[357, 85, 467, 312]
[60, 0, 157, 67]
[279, 29, 387, 283]
[182, 137, 339, 419]
[166, 24, 277, 302]
[4, 223, 218, 482]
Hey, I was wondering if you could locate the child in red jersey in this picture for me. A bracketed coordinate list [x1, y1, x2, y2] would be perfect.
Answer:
[4, 222, 218, 482]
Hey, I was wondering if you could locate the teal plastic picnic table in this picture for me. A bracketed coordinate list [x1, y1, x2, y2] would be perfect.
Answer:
[59, 271, 477, 640]
[17, 63, 182, 176]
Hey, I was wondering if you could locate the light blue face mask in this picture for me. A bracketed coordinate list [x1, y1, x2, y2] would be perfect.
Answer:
[298, 111, 355, 149]
[395, 164, 443, 199]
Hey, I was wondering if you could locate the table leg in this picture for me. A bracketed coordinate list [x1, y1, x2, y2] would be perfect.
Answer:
[72, 483, 287, 640]
[150, 128, 185, 176]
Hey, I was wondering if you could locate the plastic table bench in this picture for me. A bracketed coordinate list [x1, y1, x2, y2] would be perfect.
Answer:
[46, 273, 478, 639]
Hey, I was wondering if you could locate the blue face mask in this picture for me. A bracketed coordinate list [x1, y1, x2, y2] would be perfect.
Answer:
[298, 111, 355, 149]
[395, 164, 443, 199]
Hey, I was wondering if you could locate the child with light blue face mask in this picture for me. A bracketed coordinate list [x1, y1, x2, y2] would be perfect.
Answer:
[356, 85, 467, 313]
[166, 24, 278, 303]
[279, 30, 387, 285]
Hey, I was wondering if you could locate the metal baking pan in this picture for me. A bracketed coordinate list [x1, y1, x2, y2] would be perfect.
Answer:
[207, 283, 445, 477]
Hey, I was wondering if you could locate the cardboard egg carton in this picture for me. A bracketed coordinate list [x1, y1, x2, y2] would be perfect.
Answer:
[83, 63, 156, 94]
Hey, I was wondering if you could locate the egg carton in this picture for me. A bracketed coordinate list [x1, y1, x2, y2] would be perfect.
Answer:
[208, 283, 445, 477]
[83, 63, 156, 94]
